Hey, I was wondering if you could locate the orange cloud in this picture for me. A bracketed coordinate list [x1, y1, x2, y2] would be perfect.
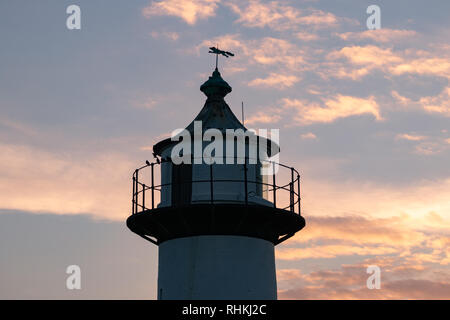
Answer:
[278, 260, 450, 299]
[391, 58, 450, 78]
[0, 143, 135, 220]
[287, 215, 427, 248]
[245, 111, 281, 125]
[338, 29, 418, 43]
[327, 45, 450, 80]
[299, 174, 450, 225]
[277, 248, 450, 299]
[283, 94, 381, 125]
[392, 86, 450, 121]
[226, 0, 298, 30]
[297, 9, 338, 27]
[300, 132, 317, 140]
[396, 133, 427, 141]
[142, 0, 220, 25]
[419, 87, 450, 116]
[394, 131, 450, 156]
[391, 90, 413, 107]
[276, 244, 398, 260]
[226, 1, 340, 31]
[248, 73, 300, 89]
[198, 35, 306, 69]
[277, 269, 303, 281]
[413, 141, 450, 155]
[150, 31, 179, 41]
[295, 31, 319, 41]
[328, 45, 402, 68]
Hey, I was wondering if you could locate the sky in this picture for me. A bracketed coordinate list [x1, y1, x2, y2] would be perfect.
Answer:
[0, 0, 449, 299]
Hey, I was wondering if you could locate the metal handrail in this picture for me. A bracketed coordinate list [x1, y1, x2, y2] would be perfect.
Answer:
[131, 157, 302, 216]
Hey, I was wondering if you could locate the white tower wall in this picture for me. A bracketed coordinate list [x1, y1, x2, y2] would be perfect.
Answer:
[157, 235, 277, 300]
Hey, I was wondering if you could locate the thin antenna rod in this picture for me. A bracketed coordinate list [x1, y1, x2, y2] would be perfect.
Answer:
[242, 101, 245, 125]
[216, 44, 219, 69]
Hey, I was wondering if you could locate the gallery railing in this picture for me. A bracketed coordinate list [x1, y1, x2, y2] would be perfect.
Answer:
[131, 157, 301, 216]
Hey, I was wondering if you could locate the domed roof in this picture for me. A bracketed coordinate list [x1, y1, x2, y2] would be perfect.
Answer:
[200, 67, 232, 98]
[153, 68, 279, 157]
[187, 68, 244, 133]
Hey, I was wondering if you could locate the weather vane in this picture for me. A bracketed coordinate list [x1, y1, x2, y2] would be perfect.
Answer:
[208, 46, 234, 69]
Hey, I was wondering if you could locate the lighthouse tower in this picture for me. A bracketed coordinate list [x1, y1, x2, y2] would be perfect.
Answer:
[127, 59, 305, 300]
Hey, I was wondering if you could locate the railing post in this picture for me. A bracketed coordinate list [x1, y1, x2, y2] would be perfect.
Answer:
[132, 175, 135, 214]
[244, 158, 248, 205]
[297, 174, 301, 215]
[290, 167, 294, 212]
[210, 164, 214, 204]
[272, 161, 276, 208]
[142, 183, 146, 210]
[135, 170, 139, 213]
[151, 163, 155, 209]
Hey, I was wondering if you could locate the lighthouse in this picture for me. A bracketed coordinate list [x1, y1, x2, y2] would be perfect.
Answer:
[127, 49, 305, 299]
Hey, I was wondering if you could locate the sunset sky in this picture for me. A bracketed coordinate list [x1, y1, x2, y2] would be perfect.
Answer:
[1, 0, 449, 299]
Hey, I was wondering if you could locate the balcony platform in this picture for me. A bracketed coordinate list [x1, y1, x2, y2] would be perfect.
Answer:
[127, 203, 305, 245]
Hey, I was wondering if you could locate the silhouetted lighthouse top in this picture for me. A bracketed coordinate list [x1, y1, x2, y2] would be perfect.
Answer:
[127, 60, 305, 300]
[153, 67, 275, 157]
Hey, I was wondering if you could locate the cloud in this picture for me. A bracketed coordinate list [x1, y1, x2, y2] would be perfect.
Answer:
[142, 0, 220, 25]
[413, 140, 450, 155]
[391, 90, 413, 107]
[338, 29, 418, 43]
[245, 111, 282, 125]
[383, 279, 450, 299]
[226, 0, 299, 30]
[132, 97, 159, 110]
[327, 45, 402, 68]
[419, 87, 450, 116]
[327, 45, 450, 80]
[278, 260, 450, 299]
[395, 135, 450, 155]
[0, 143, 135, 220]
[226, 0, 345, 31]
[150, 31, 179, 41]
[274, 209, 450, 299]
[251, 37, 305, 67]
[283, 94, 381, 125]
[239, 93, 382, 126]
[0, 117, 38, 137]
[300, 132, 317, 140]
[197, 34, 306, 69]
[296, 9, 339, 27]
[392, 86, 450, 118]
[277, 269, 303, 281]
[392, 58, 450, 78]
[396, 133, 427, 141]
[299, 175, 450, 225]
[276, 212, 450, 299]
[277, 244, 398, 260]
[295, 31, 319, 41]
[248, 73, 300, 89]
[320, 45, 404, 80]
[287, 215, 427, 247]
